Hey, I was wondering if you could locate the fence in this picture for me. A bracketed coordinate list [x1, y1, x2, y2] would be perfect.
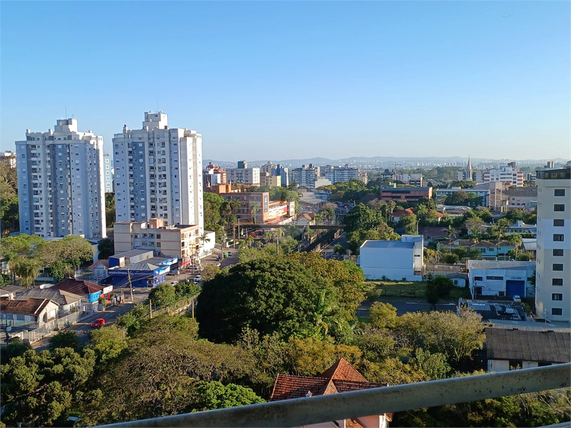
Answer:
[96, 363, 570, 428]
[2, 311, 90, 344]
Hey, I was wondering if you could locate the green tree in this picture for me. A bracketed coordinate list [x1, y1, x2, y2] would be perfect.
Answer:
[196, 257, 336, 343]
[49, 260, 74, 281]
[149, 283, 177, 308]
[174, 280, 201, 298]
[1, 348, 97, 427]
[0, 158, 19, 232]
[97, 238, 114, 260]
[80, 316, 256, 425]
[0, 338, 31, 365]
[201, 264, 221, 282]
[250, 202, 261, 224]
[105, 193, 116, 227]
[190, 381, 265, 412]
[400, 213, 418, 235]
[465, 217, 486, 237]
[333, 244, 345, 255]
[369, 302, 398, 330]
[507, 234, 523, 258]
[395, 308, 485, 368]
[49, 331, 79, 352]
[88, 325, 128, 363]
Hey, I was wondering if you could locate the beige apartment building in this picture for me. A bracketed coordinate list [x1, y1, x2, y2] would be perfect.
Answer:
[114, 218, 200, 268]
[535, 166, 570, 322]
[260, 172, 281, 187]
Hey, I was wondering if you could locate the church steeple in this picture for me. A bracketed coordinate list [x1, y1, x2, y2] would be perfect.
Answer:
[467, 155, 472, 172]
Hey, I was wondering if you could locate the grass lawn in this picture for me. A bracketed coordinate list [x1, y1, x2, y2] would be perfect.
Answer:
[365, 281, 428, 299]
[363, 280, 472, 302]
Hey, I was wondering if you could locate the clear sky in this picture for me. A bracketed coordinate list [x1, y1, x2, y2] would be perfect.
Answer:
[1, 1, 569, 161]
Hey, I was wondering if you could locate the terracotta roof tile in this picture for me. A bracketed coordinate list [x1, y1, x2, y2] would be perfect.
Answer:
[51, 279, 104, 297]
[319, 358, 368, 383]
[270, 375, 329, 401]
[0, 297, 52, 316]
[270, 359, 388, 402]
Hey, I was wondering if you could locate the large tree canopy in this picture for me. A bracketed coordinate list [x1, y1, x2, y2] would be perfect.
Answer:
[197, 256, 341, 343]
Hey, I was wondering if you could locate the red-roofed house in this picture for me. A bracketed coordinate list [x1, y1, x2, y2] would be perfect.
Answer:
[270, 358, 391, 428]
[88, 260, 110, 279]
[0, 297, 59, 328]
[51, 279, 111, 304]
[391, 208, 414, 223]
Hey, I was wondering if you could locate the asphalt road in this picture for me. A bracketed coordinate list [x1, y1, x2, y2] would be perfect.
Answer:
[31, 289, 150, 351]
[319, 232, 347, 261]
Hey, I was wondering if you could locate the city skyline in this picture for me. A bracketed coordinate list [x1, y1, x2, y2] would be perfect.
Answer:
[1, 1, 569, 160]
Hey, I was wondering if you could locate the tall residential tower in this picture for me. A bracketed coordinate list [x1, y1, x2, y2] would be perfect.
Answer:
[535, 165, 570, 322]
[112, 112, 203, 234]
[16, 118, 106, 239]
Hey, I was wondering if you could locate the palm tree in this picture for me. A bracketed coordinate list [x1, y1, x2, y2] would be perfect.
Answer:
[250, 202, 260, 224]
[508, 234, 523, 259]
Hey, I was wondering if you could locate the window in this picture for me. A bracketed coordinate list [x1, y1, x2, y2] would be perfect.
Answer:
[553, 249, 564, 257]
[551, 308, 563, 316]
[552, 293, 563, 301]
[486, 276, 503, 281]
[553, 234, 565, 242]
[553, 264, 563, 271]
[554, 204, 565, 212]
[554, 189, 566, 197]
[552, 278, 563, 286]
[554, 219, 565, 227]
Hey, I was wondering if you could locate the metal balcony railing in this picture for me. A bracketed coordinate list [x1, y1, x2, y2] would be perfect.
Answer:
[97, 363, 570, 428]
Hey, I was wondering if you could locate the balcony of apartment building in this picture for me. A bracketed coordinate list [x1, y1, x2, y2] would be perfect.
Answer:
[95, 364, 569, 428]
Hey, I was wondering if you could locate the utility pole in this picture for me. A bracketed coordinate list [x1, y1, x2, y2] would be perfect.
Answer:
[149, 299, 153, 319]
[127, 269, 134, 303]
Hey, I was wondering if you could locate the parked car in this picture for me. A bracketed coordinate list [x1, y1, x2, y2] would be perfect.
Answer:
[91, 318, 106, 328]
[170, 281, 178, 286]
[194, 275, 202, 282]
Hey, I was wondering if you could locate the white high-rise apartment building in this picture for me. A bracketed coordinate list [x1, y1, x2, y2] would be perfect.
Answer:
[16, 118, 106, 239]
[535, 165, 571, 322]
[483, 166, 524, 187]
[113, 112, 203, 234]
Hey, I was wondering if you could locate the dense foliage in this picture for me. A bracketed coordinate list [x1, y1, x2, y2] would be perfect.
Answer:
[197, 256, 360, 342]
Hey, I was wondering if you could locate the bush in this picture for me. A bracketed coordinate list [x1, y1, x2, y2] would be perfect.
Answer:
[49, 330, 79, 352]
[149, 283, 177, 308]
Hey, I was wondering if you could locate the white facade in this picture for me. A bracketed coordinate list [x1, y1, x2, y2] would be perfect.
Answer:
[483, 166, 524, 187]
[16, 118, 106, 239]
[535, 167, 570, 322]
[226, 167, 260, 185]
[103, 153, 114, 193]
[358, 235, 424, 281]
[323, 165, 360, 184]
[292, 165, 319, 190]
[113, 112, 204, 235]
[467, 260, 536, 298]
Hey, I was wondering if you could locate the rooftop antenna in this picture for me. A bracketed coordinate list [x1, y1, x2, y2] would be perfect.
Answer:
[157, 100, 160, 113]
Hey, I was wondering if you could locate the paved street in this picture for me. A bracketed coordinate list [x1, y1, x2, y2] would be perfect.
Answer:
[319, 232, 347, 261]
[31, 289, 150, 351]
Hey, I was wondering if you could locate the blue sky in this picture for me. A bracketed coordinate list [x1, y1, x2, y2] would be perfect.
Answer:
[1, 1, 569, 161]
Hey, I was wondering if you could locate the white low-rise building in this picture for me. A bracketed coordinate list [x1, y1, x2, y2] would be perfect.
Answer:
[467, 260, 536, 298]
[358, 235, 423, 281]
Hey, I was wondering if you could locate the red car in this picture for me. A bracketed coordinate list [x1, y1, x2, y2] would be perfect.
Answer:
[91, 318, 106, 328]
